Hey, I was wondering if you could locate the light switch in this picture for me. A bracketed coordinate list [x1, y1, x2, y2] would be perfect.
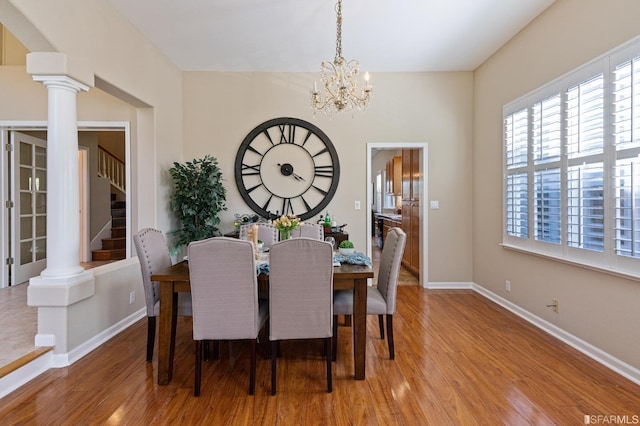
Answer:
[430, 200, 439, 209]
[354, 200, 361, 210]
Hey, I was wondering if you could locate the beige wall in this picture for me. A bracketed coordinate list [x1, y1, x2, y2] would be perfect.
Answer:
[183, 71, 474, 283]
[0, 22, 28, 65]
[473, 0, 640, 370]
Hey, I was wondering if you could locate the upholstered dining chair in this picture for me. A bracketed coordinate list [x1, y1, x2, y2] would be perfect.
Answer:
[133, 228, 193, 362]
[332, 227, 406, 361]
[188, 237, 269, 397]
[268, 237, 334, 394]
[290, 223, 324, 240]
[239, 223, 279, 248]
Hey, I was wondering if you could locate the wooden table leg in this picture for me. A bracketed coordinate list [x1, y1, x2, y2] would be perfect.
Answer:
[158, 281, 178, 385]
[352, 277, 367, 380]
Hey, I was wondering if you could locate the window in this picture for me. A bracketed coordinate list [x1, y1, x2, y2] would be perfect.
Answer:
[503, 37, 640, 277]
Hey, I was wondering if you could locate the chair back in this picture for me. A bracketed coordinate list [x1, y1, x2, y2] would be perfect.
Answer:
[377, 227, 407, 314]
[290, 223, 324, 240]
[239, 223, 279, 248]
[269, 238, 334, 340]
[188, 237, 262, 340]
[133, 228, 172, 317]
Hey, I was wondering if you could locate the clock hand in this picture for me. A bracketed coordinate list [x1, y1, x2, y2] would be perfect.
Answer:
[277, 163, 306, 181]
[292, 172, 306, 182]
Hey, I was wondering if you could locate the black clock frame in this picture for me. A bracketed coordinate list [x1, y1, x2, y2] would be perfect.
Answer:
[234, 117, 340, 221]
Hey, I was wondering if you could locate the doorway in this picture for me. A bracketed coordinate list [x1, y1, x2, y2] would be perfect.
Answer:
[0, 123, 130, 288]
[366, 143, 428, 288]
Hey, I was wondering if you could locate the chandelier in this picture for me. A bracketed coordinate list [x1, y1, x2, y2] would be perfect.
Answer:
[311, 0, 372, 115]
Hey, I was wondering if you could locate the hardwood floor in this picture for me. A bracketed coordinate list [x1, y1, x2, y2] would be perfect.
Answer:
[1, 286, 638, 425]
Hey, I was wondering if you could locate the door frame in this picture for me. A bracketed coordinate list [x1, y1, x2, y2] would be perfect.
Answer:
[366, 142, 428, 288]
[0, 120, 130, 288]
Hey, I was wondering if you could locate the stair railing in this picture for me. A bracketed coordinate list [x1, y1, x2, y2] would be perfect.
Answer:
[97, 146, 125, 193]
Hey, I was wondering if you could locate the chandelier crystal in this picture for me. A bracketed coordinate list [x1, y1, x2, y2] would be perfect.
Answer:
[311, 0, 372, 115]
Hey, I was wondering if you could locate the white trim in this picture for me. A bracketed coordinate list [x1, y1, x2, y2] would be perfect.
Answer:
[34, 333, 55, 347]
[0, 350, 52, 399]
[426, 281, 473, 290]
[472, 283, 640, 386]
[0, 130, 7, 288]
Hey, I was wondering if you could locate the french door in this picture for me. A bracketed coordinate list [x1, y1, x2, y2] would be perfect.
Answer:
[11, 132, 47, 285]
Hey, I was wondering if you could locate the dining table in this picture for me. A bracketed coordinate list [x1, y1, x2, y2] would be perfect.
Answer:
[151, 258, 374, 385]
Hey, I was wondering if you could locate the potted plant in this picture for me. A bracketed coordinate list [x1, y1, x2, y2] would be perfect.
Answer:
[168, 155, 227, 254]
[338, 240, 355, 256]
[257, 240, 264, 251]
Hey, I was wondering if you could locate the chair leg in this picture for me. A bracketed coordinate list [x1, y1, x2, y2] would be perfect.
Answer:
[250, 339, 257, 395]
[378, 314, 385, 339]
[146, 316, 156, 361]
[326, 337, 332, 393]
[203, 340, 209, 361]
[194, 340, 202, 396]
[332, 315, 338, 361]
[386, 315, 395, 360]
[212, 340, 220, 359]
[270, 340, 278, 395]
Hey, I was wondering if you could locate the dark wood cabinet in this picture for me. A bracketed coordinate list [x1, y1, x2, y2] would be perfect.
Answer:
[401, 148, 420, 277]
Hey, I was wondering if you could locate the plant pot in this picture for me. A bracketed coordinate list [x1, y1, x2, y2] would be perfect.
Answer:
[339, 248, 355, 256]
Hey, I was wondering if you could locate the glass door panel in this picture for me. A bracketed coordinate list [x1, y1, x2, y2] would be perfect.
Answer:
[11, 132, 47, 284]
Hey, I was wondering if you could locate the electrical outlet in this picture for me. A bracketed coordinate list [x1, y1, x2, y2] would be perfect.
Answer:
[552, 298, 559, 313]
[129, 291, 135, 304]
[505, 280, 511, 292]
[354, 200, 361, 210]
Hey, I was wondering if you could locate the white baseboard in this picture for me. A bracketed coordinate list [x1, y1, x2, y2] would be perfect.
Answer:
[426, 281, 473, 290]
[471, 283, 640, 386]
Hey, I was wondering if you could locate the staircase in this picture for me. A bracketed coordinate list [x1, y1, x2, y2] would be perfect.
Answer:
[91, 197, 126, 261]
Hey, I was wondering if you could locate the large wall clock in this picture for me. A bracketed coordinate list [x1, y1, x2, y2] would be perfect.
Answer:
[234, 117, 340, 221]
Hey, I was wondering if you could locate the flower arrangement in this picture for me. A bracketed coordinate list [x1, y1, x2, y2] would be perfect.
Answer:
[273, 214, 301, 240]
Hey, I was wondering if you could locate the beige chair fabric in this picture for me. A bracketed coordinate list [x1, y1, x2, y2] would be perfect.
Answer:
[239, 223, 279, 248]
[290, 223, 324, 240]
[268, 237, 334, 394]
[133, 228, 192, 361]
[188, 237, 268, 396]
[332, 227, 406, 360]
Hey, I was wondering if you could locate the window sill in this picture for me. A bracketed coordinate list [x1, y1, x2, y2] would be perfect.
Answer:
[500, 243, 640, 283]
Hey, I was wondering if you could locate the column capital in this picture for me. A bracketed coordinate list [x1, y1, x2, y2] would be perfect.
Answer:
[32, 74, 90, 93]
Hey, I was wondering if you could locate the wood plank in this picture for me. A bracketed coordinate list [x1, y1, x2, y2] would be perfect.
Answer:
[1, 287, 639, 424]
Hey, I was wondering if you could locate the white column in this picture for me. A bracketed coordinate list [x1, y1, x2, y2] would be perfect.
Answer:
[32, 75, 89, 279]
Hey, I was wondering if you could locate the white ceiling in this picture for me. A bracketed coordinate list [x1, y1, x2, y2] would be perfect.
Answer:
[107, 0, 554, 72]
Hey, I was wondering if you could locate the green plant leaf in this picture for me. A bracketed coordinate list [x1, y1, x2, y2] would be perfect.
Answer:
[168, 155, 227, 252]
